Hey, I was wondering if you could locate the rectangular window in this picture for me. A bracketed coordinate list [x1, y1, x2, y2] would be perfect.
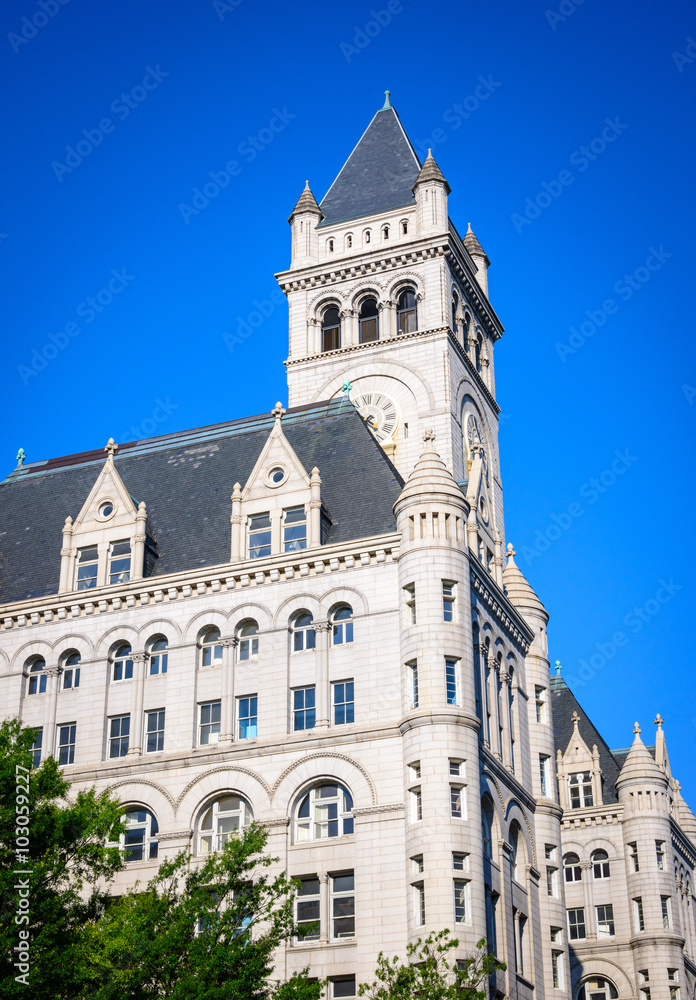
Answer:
[539, 754, 551, 797]
[661, 896, 672, 930]
[596, 904, 615, 938]
[535, 685, 547, 723]
[28, 670, 47, 695]
[63, 665, 80, 689]
[443, 581, 455, 622]
[29, 728, 42, 768]
[248, 512, 271, 559]
[57, 723, 76, 765]
[568, 907, 586, 940]
[453, 853, 468, 871]
[639, 972, 650, 985]
[629, 842, 640, 871]
[331, 872, 355, 938]
[109, 715, 130, 758]
[409, 761, 421, 781]
[641, 990, 651, 1000]
[332, 977, 356, 999]
[634, 897, 645, 932]
[656, 840, 666, 871]
[670, 989, 681, 1000]
[237, 696, 258, 739]
[199, 701, 221, 745]
[293, 687, 315, 731]
[569, 771, 593, 808]
[409, 662, 419, 709]
[75, 545, 98, 590]
[546, 844, 558, 861]
[668, 971, 679, 983]
[413, 882, 425, 925]
[411, 788, 422, 822]
[404, 584, 416, 625]
[552, 951, 564, 990]
[454, 879, 469, 923]
[547, 866, 559, 897]
[295, 877, 320, 941]
[283, 506, 307, 552]
[450, 785, 464, 819]
[411, 855, 424, 874]
[108, 540, 131, 585]
[146, 710, 165, 753]
[445, 658, 459, 705]
[333, 681, 354, 725]
[449, 759, 462, 776]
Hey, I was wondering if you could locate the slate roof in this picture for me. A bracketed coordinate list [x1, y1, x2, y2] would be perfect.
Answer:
[318, 106, 422, 228]
[0, 400, 404, 606]
[550, 675, 623, 804]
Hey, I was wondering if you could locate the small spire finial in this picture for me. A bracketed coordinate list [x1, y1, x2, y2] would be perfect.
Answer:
[654, 714, 664, 730]
[341, 379, 352, 397]
[555, 659, 562, 675]
[381, 90, 392, 110]
[15, 448, 25, 467]
[633, 721, 641, 735]
[271, 401, 286, 422]
[104, 438, 118, 458]
[571, 710, 580, 727]
[423, 428, 436, 443]
[506, 542, 516, 560]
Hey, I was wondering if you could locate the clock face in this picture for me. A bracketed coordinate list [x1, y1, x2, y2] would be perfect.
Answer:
[353, 392, 399, 442]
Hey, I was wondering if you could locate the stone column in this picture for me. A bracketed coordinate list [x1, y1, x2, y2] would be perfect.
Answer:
[500, 671, 512, 769]
[43, 667, 63, 751]
[319, 872, 330, 943]
[220, 637, 238, 744]
[308, 468, 322, 548]
[127, 653, 147, 756]
[132, 502, 148, 580]
[479, 643, 490, 748]
[58, 517, 74, 593]
[314, 620, 332, 729]
[489, 658, 502, 760]
[230, 483, 243, 561]
[581, 862, 595, 939]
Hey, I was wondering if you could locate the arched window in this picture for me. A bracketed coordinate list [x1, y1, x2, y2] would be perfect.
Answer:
[481, 795, 494, 857]
[237, 620, 259, 661]
[564, 852, 582, 882]
[475, 334, 482, 372]
[198, 795, 253, 854]
[510, 822, 521, 882]
[451, 291, 460, 339]
[112, 808, 159, 861]
[200, 627, 222, 667]
[382, 224, 390, 240]
[359, 297, 379, 343]
[577, 978, 618, 1000]
[321, 306, 341, 353]
[27, 657, 47, 695]
[592, 849, 610, 879]
[62, 651, 81, 689]
[331, 605, 353, 645]
[401, 220, 408, 235]
[149, 636, 168, 675]
[291, 611, 315, 652]
[296, 783, 354, 841]
[396, 288, 417, 334]
[364, 229, 371, 244]
[346, 233, 353, 249]
[112, 643, 133, 682]
[328, 239, 334, 253]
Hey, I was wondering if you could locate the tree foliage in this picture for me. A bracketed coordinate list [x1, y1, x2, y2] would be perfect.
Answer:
[358, 930, 506, 1000]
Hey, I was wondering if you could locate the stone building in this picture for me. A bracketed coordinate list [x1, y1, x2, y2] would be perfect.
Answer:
[0, 94, 693, 1000]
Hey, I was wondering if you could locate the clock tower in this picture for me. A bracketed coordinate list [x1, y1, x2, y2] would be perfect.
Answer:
[276, 92, 507, 568]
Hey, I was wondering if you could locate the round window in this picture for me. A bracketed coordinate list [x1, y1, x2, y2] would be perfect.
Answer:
[269, 467, 285, 484]
[99, 501, 114, 518]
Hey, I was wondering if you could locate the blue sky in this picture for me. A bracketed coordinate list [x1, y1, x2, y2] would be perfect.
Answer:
[1, 0, 694, 795]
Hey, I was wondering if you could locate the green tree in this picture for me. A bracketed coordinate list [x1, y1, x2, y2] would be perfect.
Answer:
[79, 822, 323, 1000]
[0, 718, 125, 999]
[358, 930, 505, 1000]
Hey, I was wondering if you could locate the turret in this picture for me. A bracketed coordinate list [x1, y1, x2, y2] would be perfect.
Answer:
[288, 180, 322, 268]
[463, 223, 490, 297]
[412, 149, 450, 236]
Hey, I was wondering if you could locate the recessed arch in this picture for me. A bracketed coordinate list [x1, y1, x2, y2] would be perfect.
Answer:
[271, 752, 376, 809]
[175, 765, 271, 819]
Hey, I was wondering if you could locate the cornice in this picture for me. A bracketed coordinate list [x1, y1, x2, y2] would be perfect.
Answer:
[481, 747, 537, 813]
[560, 803, 624, 829]
[0, 532, 401, 633]
[470, 562, 533, 653]
[285, 323, 447, 369]
[445, 226, 504, 341]
[671, 818, 696, 867]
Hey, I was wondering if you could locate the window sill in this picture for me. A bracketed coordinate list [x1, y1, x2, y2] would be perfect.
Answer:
[290, 835, 355, 850]
[291, 938, 357, 950]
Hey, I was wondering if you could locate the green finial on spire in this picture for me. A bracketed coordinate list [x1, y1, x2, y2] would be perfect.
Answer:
[555, 659, 562, 675]
[341, 379, 352, 397]
[15, 448, 25, 468]
[381, 90, 392, 111]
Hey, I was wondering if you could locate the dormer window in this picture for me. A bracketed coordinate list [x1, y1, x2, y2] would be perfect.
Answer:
[397, 288, 417, 334]
[283, 506, 307, 552]
[569, 771, 593, 808]
[321, 307, 341, 353]
[248, 513, 271, 559]
[359, 297, 379, 344]
[108, 540, 131, 585]
[76, 546, 98, 590]
[27, 657, 47, 695]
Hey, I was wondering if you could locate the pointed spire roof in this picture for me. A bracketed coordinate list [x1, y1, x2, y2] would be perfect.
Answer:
[615, 722, 669, 788]
[412, 149, 451, 194]
[318, 96, 421, 228]
[394, 430, 466, 509]
[464, 222, 489, 264]
[288, 180, 322, 222]
[502, 544, 547, 618]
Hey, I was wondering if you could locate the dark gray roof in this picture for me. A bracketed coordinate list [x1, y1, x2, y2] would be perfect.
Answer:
[550, 675, 623, 804]
[318, 107, 421, 227]
[0, 400, 403, 605]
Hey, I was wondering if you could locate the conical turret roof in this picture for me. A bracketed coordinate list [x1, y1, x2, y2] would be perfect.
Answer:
[288, 181, 322, 222]
[464, 222, 489, 264]
[394, 430, 466, 509]
[615, 723, 669, 788]
[502, 545, 546, 618]
[412, 149, 451, 194]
